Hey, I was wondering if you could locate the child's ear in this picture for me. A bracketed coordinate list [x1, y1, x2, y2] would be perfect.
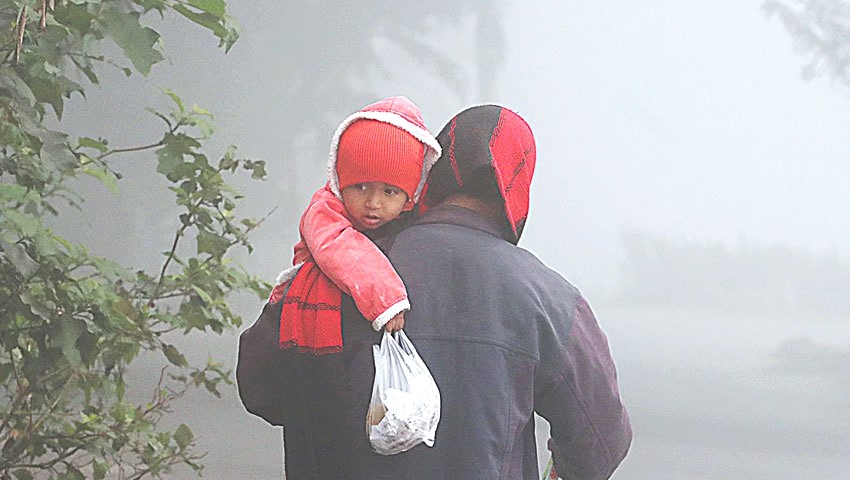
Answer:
[402, 198, 415, 212]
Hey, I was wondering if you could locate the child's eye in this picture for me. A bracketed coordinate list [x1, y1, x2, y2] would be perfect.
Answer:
[385, 188, 400, 196]
[356, 184, 368, 191]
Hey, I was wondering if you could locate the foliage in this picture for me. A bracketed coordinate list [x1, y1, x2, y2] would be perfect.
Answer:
[764, 0, 850, 90]
[0, 1, 268, 478]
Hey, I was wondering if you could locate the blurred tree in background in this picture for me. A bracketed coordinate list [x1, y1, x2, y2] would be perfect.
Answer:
[49, 1, 508, 274]
[0, 1, 268, 478]
[764, 0, 850, 90]
[616, 232, 850, 315]
[263, 0, 505, 206]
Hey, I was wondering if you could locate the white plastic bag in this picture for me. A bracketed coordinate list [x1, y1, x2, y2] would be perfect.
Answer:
[542, 455, 561, 479]
[366, 330, 441, 455]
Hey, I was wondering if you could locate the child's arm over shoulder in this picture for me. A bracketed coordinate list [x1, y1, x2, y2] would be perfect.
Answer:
[299, 187, 409, 331]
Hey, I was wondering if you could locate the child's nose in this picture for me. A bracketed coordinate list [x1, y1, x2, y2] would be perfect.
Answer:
[364, 191, 382, 208]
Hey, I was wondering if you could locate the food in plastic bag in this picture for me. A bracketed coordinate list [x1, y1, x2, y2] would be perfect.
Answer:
[542, 455, 560, 479]
[366, 330, 441, 455]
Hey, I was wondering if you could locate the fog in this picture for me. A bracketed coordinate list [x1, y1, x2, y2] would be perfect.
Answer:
[59, 1, 850, 478]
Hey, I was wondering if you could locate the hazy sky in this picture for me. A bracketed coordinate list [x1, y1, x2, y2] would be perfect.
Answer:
[61, 1, 850, 478]
[499, 1, 850, 291]
[66, 1, 850, 290]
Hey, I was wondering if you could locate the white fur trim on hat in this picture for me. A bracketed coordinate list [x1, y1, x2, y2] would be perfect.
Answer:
[326, 111, 441, 203]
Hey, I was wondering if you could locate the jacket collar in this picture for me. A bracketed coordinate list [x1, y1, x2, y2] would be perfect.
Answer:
[411, 204, 515, 243]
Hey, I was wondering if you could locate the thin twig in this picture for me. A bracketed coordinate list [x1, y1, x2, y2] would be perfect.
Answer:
[151, 225, 187, 300]
[96, 140, 166, 161]
[27, 372, 77, 441]
[39, 0, 46, 31]
[14, 6, 26, 65]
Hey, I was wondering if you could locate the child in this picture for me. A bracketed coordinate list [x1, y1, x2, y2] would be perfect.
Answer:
[270, 96, 441, 354]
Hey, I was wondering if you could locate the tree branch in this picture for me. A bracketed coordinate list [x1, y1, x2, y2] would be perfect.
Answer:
[97, 140, 167, 161]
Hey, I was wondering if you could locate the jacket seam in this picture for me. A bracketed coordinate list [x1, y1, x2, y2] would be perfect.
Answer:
[562, 377, 616, 474]
[498, 353, 527, 480]
[556, 295, 616, 474]
[408, 334, 540, 361]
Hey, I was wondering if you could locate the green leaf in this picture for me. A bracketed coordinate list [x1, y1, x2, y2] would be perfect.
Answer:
[65, 465, 86, 480]
[163, 88, 185, 113]
[3, 209, 42, 237]
[174, 423, 193, 450]
[0, 184, 28, 202]
[196, 229, 230, 257]
[82, 164, 119, 194]
[57, 317, 87, 367]
[76, 330, 99, 368]
[191, 105, 212, 117]
[102, 7, 164, 76]
[190, 284, 213, 304]
[93, 460, 108, 480]
[28, 77, 66, 119]
[20, 291, 51, 320]
[12, 469, 34, 480]
[0, 362, 14, 384]
[0, 66, 37, 107]
[79, 137, 108, 153]
[163, 344, 188, 367]
[189, 0, 226, 16]
[156, 133, 201, 181]
[135, 0, 168, 11]
[218, 145, 237, 171]
[244, 159, 267, 180]
[53, 3, 96, 35]
[78, 63, 100, 84]
[172, 5, 239, 52]
[1, 238, 38, 278]
[41, 131, 80, 173]
[173, 5, 227, 38]
[116, 374, 126, 401]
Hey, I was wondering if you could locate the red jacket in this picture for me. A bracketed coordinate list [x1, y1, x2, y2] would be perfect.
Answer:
[282, 185, 409, 330]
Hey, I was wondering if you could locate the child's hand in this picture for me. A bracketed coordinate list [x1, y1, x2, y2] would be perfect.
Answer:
[384, 312, 404, 333]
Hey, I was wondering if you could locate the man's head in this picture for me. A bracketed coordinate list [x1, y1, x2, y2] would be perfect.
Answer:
[423, 105, 536, 243]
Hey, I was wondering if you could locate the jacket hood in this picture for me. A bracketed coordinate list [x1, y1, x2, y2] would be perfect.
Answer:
[326, 96, 441, 203]
[423, 105, 536, 243]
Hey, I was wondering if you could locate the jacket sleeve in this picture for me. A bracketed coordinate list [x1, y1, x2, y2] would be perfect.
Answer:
[298, 188, 409, 330]
[236, 299, 287, 426]
[535, 295, 632, 480]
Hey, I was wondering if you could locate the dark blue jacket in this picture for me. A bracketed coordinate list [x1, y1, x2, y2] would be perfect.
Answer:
[240, 205, 631, 479]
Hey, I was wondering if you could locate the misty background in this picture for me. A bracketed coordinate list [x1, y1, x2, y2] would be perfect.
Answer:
[55, 1, 849, 478]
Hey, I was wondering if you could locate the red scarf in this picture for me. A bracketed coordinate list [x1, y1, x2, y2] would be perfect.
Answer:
[271, 261, 343, 355]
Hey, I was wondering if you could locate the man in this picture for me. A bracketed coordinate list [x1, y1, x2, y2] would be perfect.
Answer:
[238, 104, 632, 479]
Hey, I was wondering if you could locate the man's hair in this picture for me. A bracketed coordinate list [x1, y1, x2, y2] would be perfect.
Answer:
[454, 167, 502, 203]
[427, 165, 503, 206]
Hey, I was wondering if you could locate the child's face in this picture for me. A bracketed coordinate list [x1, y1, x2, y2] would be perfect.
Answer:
[340, 182, 409, 231]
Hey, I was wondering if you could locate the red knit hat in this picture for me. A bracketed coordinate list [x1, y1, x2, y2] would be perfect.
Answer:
[336, 119, 425, 205]
[326, 96, 441, 206]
